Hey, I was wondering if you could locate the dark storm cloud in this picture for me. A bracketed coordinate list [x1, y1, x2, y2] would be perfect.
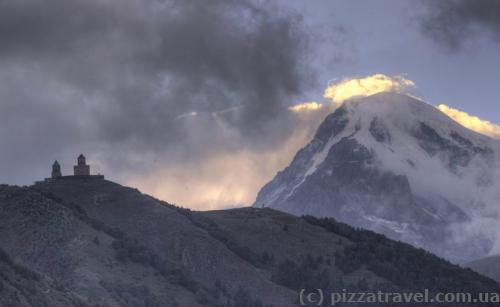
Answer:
[0, 0, 314, 183]
[419, 0, 500, 50]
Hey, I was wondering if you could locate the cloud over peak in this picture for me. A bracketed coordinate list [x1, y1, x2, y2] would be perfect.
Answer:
[323, 74, 415, 108]
[438, 104, 500, 139]
[289, 101, 325, 113]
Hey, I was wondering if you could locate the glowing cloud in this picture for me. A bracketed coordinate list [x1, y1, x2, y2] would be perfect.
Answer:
[128, 151, 274, 210]
[127, 117, 321, 210]
[438, 104, 500, 139]
[324, 74, 415, 108]
[289, 101, 324, 113]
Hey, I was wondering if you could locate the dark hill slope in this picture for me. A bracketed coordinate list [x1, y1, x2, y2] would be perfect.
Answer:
[0, 248, 87, 307]
[4, 180, 293, 307]
[466, 255, 500, 283]
[0, 179, 498, 306]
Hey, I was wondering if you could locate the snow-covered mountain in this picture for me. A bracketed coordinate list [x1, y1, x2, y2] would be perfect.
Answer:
[254, 92, 500, 263]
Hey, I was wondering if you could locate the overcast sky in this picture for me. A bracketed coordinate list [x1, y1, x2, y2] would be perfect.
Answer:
[1, 0, 499, 210]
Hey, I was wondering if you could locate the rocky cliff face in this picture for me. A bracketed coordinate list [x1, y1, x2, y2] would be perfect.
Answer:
[254, 92, 500, 263]
[1, 178, 498, 306]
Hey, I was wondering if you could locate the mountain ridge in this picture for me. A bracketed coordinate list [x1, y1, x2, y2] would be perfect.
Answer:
[466, 255, 500, 283]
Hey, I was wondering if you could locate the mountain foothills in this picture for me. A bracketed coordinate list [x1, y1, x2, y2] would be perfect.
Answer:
[255, 92, 500, 263]
[466, 255, 500, 284]
[0, 179, 498, 306]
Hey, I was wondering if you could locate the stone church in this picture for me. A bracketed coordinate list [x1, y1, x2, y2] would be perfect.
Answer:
[48, 154, 104, 180]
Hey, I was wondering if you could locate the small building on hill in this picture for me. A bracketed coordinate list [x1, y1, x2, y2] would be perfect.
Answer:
[42, 154, 104, 182]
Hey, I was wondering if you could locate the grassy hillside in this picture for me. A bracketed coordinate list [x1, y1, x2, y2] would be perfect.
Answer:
[0, 179, 498, 306]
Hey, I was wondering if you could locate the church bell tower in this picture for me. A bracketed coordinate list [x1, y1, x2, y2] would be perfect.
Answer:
[74, 154, 90, 176]
[51, 160, 61, 178]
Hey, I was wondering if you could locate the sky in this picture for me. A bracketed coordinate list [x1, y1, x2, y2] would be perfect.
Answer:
[1, 0, 499, 210]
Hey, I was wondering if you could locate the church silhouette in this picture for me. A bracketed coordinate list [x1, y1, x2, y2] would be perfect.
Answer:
[45, 154, 104, 181]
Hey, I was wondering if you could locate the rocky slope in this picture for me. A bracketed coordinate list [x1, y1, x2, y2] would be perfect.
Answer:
[0, 178, 499, 306]
[254, 92, 500, 263]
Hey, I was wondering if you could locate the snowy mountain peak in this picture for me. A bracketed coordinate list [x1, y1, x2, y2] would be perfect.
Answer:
[343, 92, 491, 145]
[254, 92, 500, 263]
